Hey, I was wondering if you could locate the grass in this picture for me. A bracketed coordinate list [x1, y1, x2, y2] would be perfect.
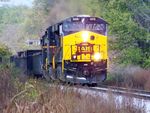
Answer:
[0, 65, 17, 112]
[3, 84, 146, 113]
[0, 64, 146, 113]
[105, 65, 150, 91]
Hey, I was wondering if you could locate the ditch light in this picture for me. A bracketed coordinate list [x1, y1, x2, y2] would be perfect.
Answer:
[94, 52, 101, 61]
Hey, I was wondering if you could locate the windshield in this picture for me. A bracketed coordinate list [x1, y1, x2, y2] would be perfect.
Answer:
[85, 23, 105, 31]
[63, 20, 106, 35]
[63, 22, 84, 32]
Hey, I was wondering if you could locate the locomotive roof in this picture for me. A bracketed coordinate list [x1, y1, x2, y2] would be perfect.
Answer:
[63, 15, 108, 24]
[43, 15, 108, 37]
[48, 15, 108, 28]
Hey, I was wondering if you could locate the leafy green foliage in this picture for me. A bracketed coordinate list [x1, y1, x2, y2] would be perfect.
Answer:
[0, 44, 11, 57]
[0, 6, 27, 32]
[31, 0, 150, 68]
[0, 6, 31, 51]
[98, 0, 150, 68]
[0, 0, 149, 68]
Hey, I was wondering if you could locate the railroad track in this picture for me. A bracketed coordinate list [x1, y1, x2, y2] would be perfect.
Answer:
[50, 83, 150, 112]
[76, 85, 150, 113]
[51, 82, 150, 100]
[80, 85, 150, 100]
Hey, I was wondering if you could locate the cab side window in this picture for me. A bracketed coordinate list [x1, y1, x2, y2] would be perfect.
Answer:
[47, 25, 61, 47]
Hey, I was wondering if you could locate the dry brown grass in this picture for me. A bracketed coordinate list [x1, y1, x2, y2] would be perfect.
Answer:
[132, 69, 150, 90]
[2, 83, 146, 113]
[0, 66, 16, 112]
[107, 65, 150, 90]
[0, 65, 146, 113]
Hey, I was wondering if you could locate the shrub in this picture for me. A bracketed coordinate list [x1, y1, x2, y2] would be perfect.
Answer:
[106, 65, 150, 90]
[0, 66, 16, 112]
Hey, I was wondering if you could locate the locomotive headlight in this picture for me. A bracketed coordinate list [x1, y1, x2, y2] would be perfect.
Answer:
[73, 55, 77, 59]
[72, 55, 77, 60]
[94, 52, 101, 61]
[82, 31, 89, 42]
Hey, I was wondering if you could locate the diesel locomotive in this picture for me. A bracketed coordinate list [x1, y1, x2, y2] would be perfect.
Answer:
[40, 15, 108, 84]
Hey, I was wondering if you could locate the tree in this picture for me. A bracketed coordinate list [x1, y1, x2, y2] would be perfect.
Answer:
[98, 0, 150, 68]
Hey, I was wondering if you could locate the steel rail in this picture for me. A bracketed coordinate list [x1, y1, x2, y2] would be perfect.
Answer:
[82, 85, 150, 100]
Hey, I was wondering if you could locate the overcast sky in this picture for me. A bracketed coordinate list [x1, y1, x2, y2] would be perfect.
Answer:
[0, 0, 34, 7]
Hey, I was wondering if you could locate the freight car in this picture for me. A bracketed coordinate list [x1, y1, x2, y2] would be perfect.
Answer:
[41, 15, 108, 84]
[11, 50, 42, 77]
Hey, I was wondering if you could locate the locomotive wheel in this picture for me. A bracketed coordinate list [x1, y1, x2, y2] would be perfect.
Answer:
[56, 66, 61, 77]
[96, 71, 107, 85]
[56, 66, 65, 81]
[49, 67, 56, 80]
[101, 71, 107, 82]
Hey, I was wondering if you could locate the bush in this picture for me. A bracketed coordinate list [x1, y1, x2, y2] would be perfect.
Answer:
[0, 44, 11, 64]
[0, 44, 11, 57]
[0, 64, 28, 112]
[0, 65, 16, 112]
[106, 65, 150, 90]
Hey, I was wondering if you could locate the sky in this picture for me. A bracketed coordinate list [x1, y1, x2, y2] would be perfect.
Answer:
[0, 0, 34, 7]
